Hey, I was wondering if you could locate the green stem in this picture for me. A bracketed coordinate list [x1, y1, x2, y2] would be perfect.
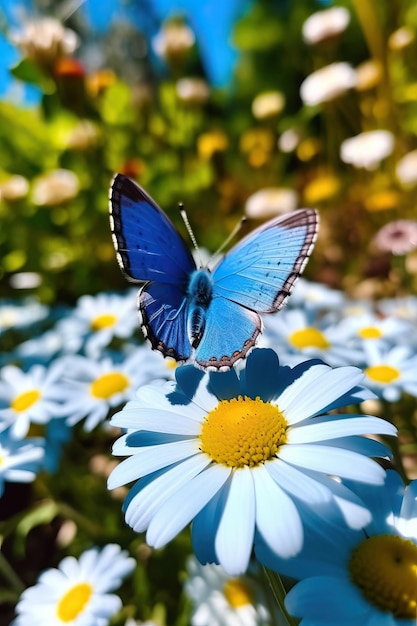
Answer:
[263, 566, 299, 626]
[0, 548, 25, 594]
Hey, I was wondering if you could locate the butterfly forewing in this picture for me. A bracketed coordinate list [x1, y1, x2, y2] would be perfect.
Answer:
[109, 174, 196, 285]
[211, 209, 318, 313]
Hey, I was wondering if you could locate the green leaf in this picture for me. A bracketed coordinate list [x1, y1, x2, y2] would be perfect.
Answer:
[10, 58, 55, 94]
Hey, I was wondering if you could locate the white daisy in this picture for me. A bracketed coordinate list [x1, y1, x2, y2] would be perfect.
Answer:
[244, 188, 298, 219]
[259, 308, 364, 367]
[12, 544, 135, 626]
[185, 556, 270, 626]
[0, 298, 49, 331]
[340, 130, 394, 170]
[300, 62, 356, 106]
[335, 311, 413, 348]
[60, 347, 173, 432]
[362, 342, 417, 401]
[108, 348, 395, 576]
[0, 361, 68, 439]
[0, 428, 44, 496]
[259, 471, 417, 626]
[302, 6, 350, 45]
[69, 291, 139, 358]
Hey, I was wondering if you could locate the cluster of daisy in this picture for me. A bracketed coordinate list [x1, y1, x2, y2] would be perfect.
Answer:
[2, 273, 417, 624]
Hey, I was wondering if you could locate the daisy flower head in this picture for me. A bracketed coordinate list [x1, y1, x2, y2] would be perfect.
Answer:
[108, 348, 395, 576]
[184, 555, 270, 626]
[59, 347, 171, 432]
[70, 291, 138, 358]
[266, 471, 417, 626]
[300, 62, 356, 107]
[12, 543, 136, 626]
[0, 428, 44, 497]
[0, 361, 68, 439]
[259, 308, 364, 367]
[335, 311, 413, 350]
[302, 6, 350, 46]
[362, 342, 417, 402]
[340, 130, 394, 170]
[0, 298, 49, 332]
[372, 220, 417, 255]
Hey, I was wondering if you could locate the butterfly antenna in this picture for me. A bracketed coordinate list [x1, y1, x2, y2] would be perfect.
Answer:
[179, 203, 204, 266]
[212, 217, 247, 258]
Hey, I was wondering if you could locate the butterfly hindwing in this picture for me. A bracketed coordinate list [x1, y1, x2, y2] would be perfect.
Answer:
[211, 209, 318, 312]
[194, 296, 261, 370]
[110, 174, 196, 285]
[139, 282, 192, 361]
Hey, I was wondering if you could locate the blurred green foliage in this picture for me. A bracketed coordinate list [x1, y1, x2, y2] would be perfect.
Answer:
[1, 0, 416, 306]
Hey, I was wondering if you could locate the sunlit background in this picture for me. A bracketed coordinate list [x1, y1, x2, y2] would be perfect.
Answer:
[1, 1, 417, 625]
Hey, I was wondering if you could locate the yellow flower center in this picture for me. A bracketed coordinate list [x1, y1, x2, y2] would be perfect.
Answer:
[90, 372, 129, 399]
[358, 326, 382, 339]
[223, 578, 254, 608]
[365, 365, 400, 384]
[11, 389, 41, 412]
[90, 313, 117, 331]
[56, 582, 93, 622]
[289, 327, 330, 350]
[349, 534, 417, 619]
[199, 396, 287, 468]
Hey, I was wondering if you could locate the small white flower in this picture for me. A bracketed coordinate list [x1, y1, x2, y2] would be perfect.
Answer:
[60, 348, 173, 432]
[0, 298, 49, 330]
[362, 342, 417, 401]
[302, 6, 350, 45]
[12, 544, 135, 626]
[278, 128, 301, 153]
[176, 78, 210, 104]
[153, 22, 195, 59]
[340, 130, 394, 170]
[0, 175, 29, 201]
[32, 169, 79, 206]
[11, 17, 79, 68]
[300, 62, 356, 106]
[244, 188, 298, 218]
[68, 291, 139, 358]
[0, 429, 44, 497]
[260, 308, 365, 368]
[0, 362, 67, 439]
[395, 149, 417, 186]
[251, 91, 285, 119]
[185, 556, 270, 626]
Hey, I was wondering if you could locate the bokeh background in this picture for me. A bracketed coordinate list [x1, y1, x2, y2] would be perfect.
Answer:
[1, 1, 417, 625]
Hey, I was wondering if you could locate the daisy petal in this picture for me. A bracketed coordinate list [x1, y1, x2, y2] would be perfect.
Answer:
[214, 467, 255, 575]
[147, 464, 230, 548]
[252, 464, 303, 557]
[279, 444, 386, 484]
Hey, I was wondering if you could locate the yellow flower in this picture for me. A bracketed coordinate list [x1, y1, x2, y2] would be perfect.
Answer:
[303, 174, 340, 204]
[198, 131, 229, 160]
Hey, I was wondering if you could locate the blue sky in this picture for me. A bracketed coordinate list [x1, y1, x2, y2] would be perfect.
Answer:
[0, 0, 252, 104]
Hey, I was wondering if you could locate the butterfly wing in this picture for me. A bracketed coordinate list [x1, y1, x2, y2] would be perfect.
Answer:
[212, 209, 318, 312]
[194, 297, 261, 370]
[109, 174, 196, 361]
[109, 174, 196, 285]
[194, 209, 318, 369]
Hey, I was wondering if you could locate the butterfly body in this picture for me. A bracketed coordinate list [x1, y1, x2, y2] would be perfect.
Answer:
[109, 174, 318, 370]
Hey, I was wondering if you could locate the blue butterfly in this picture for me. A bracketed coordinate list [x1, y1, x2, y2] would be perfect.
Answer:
[109, 174, 318, 370]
